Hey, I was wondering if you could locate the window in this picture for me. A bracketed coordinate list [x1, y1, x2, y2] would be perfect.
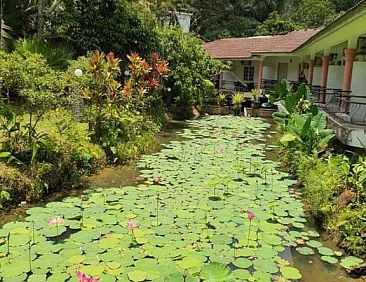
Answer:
[243, 65, 255, 81]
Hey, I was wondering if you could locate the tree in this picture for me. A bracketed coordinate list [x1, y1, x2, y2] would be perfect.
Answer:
[331, 0, 359, 12]
[156, 28, 222, 108]
[49, 0, 159, 57]
[287, 0, 337, 28]
[256, 11, 302, 36]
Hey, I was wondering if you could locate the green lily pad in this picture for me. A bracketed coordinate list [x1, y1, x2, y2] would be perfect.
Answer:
[296, 247, 314, 256]
[280, 266, 302, 280]
[128, 270, 147, 281]
[321, 256, 338, 264]
[340, 256, 364, 269]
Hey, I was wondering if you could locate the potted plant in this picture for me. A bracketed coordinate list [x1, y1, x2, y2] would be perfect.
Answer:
[218, 93, 226, 107]
[232, 92, 245, 116]
[251, 88, 261, 109]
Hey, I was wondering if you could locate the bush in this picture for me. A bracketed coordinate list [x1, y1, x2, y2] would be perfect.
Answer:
[328, 206, 366, 258]
[0, 109, 105, 203]
[14, 37, 75, 70]
[298, 155, 347, 220]
[156, 28, 222, 109]
[0, 163, 38, 207]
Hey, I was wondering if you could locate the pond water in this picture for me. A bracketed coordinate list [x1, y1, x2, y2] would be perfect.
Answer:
[0, 116, 364, 282]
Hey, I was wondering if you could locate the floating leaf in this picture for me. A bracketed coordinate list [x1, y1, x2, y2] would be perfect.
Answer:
[280, 267, 302, 280]
[340, 256, 364, 269]
[296, 247, 314, 256]
[128, 270, 147, 281]
[321, 256, 338, 264]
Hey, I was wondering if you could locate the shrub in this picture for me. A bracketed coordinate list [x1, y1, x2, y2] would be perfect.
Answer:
[14, 37, 75, 70]
[156, 28, 223, 109]
[0, 108, 105, 201]
[299, 155, 347, 220]
[328, 206, 366, 258]
[0, 162, 39, 206]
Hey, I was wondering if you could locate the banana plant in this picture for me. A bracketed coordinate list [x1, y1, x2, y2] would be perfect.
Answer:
[272, 82, 318, 125]
[280, 113, 335, 155]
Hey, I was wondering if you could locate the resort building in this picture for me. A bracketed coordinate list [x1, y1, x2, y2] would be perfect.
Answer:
[204, 0, 366, 148]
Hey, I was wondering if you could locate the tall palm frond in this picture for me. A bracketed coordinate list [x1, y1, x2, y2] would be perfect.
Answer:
[0, 19, 12, 49]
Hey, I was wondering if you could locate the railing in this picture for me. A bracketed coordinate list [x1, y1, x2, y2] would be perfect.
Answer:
[320, 91, 366, 126]
[309, 86, 347, 106]
[219, 80, 259, 93]
[217, 79, 366, 126]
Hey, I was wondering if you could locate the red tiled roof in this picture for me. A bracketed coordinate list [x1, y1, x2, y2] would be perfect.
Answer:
[203, 29, 320, 59]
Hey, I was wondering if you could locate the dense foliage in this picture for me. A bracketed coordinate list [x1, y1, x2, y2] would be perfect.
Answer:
[156, 28, 222, 110]
[48, 0, 158, 57]
[273, 81, 366, 258]
[256, 11, 302, 36]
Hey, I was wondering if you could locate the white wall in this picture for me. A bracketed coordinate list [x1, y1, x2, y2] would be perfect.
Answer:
[351, 62, 366, 96]
[349, 62, 366, 123]
[313, 67, 322, 86]
[288, 59, 300, 81]
[222, 60, 260, 88]
[262, 56, 300, 82]
[327, 65, 343, 89]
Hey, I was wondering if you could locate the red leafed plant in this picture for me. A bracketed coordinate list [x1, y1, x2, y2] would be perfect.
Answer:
[122, 51, 169, 102]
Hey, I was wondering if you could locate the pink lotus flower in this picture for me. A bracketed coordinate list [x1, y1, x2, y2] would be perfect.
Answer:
[247, 212, 256, 220]
[48, 216, 65, 226]
[126, 220, 140, 230]
[154, 177, 162, 184]
[193, 143, 200, 149]
[76, 271, 100, 282]
[217, 145, 225, 154]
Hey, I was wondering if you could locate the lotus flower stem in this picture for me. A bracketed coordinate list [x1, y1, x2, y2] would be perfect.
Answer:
[233, 237, 236, 258]
[246, 212, 256, 246]
[249, 157, 252, 174]
[32, 221, 35, 243]
[156, 193, 160, 227]
[81, 209, 84, 227]
[271, 169, 274, 188]
[6, 232, 10, 256]
[264, 171, 267, 184]
[28, 241, 32, 272]
[247, 222, 252, 247]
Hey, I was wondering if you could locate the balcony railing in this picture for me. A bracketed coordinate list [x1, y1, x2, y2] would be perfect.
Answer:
[219, 80, 259, 93]
[320, 91, 366, 126]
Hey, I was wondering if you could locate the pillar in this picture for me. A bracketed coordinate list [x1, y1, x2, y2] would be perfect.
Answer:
[257, 60, 264, 89]
[319, 55, 330, 103]
[341, 48, 357, 112]
[342, 48, 357, 92]
[307, 60, 315, 86]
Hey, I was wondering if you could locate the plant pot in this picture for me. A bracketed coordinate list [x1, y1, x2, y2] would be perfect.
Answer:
[252, 101, 260, 109]
[259, 96, 268, 105]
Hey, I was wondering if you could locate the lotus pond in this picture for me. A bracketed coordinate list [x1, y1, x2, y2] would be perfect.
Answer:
[0, 116, 364, 282]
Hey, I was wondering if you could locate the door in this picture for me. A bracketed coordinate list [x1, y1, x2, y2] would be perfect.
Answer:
[277, 63, 288, 80]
